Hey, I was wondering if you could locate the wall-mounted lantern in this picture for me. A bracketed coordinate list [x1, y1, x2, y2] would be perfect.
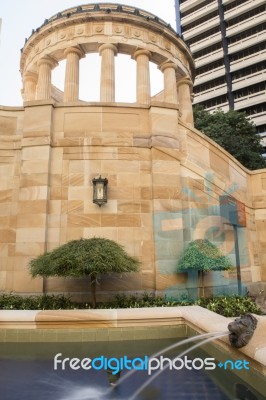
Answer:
[92, 176, 108, 207]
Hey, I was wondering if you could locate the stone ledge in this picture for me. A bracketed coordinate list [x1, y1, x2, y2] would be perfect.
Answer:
[0, 106, 24, 111]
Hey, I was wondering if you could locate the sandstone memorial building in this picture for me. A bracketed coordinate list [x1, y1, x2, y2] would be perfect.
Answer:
[0, 3, 265, 301]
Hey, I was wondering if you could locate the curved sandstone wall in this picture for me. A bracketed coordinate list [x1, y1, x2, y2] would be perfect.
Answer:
[0, 4, 265, 299]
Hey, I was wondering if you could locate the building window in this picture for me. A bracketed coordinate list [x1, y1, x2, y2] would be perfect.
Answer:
[200, 94, 228, 109]
[230, 42, 266, 62]
[256, 124, 266, 134]
[194, 76, 226, 94]
[224, 0, 251, 12]
[234, 82, 266, 99]
[197, 59, 224, 75]
[228, 22, 266, 45]
[231, 61, 266, 81]
[181, 0, 215, 18]
[187, 26, 220, 46]
[194, 42, 223, 60]
[242, 104, 266, 116]
[182, 10, 218, 32]
[226, 5, 266, 28]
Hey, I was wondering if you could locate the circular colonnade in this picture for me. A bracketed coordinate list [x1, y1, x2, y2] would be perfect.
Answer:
[20, 3, 195, 124]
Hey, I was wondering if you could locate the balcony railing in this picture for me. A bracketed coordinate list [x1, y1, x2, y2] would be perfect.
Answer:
[230, 50, 266, 72]
[195, 49, 224, 68]
[182, 1, 217, 26]
[232, 71, 266, 91]
[195, 66, 226, 85]
[226, 12, 266, 37]
[228, 32, 266, 55]
[183, 16, 220, 40]
[190, 32, 222, 53]
[249, 113, 266, 128]
[194, 84, 228, 102]
[224, 0, 266, 21]
[202, 102, 229, 113]
[234, 91, 266, 109]
[180, 0, 207, 13]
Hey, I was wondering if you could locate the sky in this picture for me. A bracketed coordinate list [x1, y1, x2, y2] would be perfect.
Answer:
[0, 1, 177, 106]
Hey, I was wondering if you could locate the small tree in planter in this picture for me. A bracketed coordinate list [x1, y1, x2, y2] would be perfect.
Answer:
[177, 239, 232, 298]
[29, 237, 140, 308]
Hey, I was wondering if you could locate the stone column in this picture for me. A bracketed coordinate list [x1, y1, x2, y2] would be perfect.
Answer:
[23, 72, 38, 101]
[99, 43, 117, 102]
[133, 49, 151, 105]
[36, 56, 58, 100]
[177, 77, 194, 126]
[63, 46, 85, 102]
[160, 62, 178, 104]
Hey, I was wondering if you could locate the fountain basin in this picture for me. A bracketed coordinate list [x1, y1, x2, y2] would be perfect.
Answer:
[0, 306, 266, 399]
[0, 306, 265, 373]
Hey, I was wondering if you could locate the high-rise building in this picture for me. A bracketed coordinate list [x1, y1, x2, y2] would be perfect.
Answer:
[175, 0, 266, 140]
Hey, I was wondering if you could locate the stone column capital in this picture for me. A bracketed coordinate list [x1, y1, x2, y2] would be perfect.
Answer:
[98, 43, 118, 56]
[159, 62, 177, 73]
[176, 76, 193, 89]
[37, 56, 58, 70]
[64, 46, 85, 59]
[133, 49, 152, 60]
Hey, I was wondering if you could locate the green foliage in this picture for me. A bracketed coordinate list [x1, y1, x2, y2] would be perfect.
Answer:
[193, 105, 265, 170]
[0, 293, 261, 317]
[29, 237, 140, 278]
[0, 294, 78, 310]
[29, 237, 140, 308]
[102, 292, 191, 308]
[177, 239, 232, 272]
[197, 296, 262, 317]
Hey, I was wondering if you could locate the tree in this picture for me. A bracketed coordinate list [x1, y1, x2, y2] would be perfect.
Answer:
[29, 237, 140, 308]
[193, 105, 265, 170]
[177, 239, 232, 297]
